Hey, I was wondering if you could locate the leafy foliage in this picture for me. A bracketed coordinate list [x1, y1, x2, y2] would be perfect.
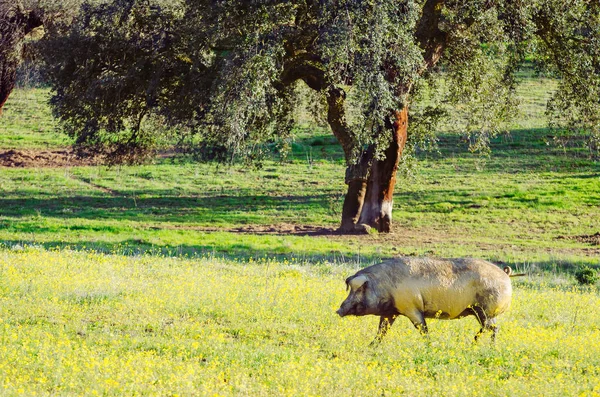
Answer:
[39, 0, 600, 164]
[0, 0, 83, 111]
[575, 266, 599, 286]
[40, 1, 186, 162]
[536, 0, 600, 159]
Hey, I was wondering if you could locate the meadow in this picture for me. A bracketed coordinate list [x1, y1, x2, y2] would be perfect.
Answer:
[0, 248, 599, 395]
[0, 73, 599, 395]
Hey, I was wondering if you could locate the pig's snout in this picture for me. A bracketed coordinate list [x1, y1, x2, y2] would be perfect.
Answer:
[336, 307, 346, 317]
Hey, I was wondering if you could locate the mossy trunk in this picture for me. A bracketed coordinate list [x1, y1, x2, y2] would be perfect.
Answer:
[338, 151, 373, 233]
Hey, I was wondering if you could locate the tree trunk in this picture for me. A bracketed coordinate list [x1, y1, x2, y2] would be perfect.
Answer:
[0, 59, 18, 115]
[338, 150, 374, 232]
[0, 7, 44, 115]
[325, 84, 409, 233]
[278, 37, 420, 234]
[340, 178, 368, 232]
[278, 0, 451, 234]
[357, 107, 409, 232]
[324, 86, 370, 233]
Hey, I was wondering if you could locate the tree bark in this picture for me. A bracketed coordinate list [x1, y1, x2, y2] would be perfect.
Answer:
[324, 86, 409, 233]
[338, 148, 375, 232]
[340, 178, 368, 232]
[357, 107, 408, 232]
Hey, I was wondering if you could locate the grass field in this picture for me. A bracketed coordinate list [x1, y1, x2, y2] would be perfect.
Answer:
[0, 74, 599, 395]
[1, 249, 599, 395]
[1, 82, 598, 267]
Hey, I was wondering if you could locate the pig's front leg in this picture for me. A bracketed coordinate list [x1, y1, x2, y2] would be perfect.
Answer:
[405, 310, 428, 335]
[371, 315, 397, 345]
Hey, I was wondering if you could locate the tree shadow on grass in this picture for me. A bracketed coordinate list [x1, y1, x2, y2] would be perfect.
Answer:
[0, 237, 376, 266]
[4, 177, 589, 231]
[2, 237, 596, 279]
[0, 193, 337, 227]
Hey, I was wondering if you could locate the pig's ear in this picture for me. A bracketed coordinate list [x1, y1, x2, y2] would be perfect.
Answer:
[348, 275, 368, 291]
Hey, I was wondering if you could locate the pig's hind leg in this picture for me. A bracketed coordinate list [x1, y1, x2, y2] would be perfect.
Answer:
[486, 318, 498, 342]
[472, 306, 498, 342]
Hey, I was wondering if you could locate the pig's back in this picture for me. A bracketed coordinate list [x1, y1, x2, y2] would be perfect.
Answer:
[364, 257, 512, 318]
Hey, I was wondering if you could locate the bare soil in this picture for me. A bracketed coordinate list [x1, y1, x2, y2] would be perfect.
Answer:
[557, 232, 600, 246]
[0, 148, 97, 167]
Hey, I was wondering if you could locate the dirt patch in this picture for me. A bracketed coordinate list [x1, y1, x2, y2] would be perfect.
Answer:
[148, 223, 446, 245]
[228, 226, 600, 258]
[0, 149, 97, 168]
[145, 223, 600, 258]
[157, 223, 442, 240]
[230, 224, 338, 236]
[557, 232, 600, 246]
[148, 223, 340, 236]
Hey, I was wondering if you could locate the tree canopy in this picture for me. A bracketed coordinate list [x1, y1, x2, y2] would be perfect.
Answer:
[31, 0, 600, 231]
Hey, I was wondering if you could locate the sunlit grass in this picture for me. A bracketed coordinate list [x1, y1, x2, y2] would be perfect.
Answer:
[1, 62, 599, 396]
[0, 78, 599, 272]
[0, 89, 67, 149]
[0, 247, 598, 395]
[0, 148, 597, 268]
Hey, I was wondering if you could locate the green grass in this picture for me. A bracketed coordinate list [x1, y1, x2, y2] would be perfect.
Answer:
[0, 248, 598, 395]
[0, 88, 69, 149]
[0, 77, 599, 271]
[0, 73, 599, 395]
[0, 147, 597, 267]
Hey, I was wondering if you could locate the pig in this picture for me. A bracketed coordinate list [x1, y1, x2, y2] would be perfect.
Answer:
[336, 257, 515, 343]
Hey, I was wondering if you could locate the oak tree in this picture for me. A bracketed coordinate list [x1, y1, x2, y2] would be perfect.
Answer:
[41, 0, 600, 232]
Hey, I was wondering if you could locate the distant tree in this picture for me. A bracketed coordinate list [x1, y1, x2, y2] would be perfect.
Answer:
[42, 0, 600, 233]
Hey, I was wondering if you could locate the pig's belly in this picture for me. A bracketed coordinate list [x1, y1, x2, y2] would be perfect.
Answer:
[421, 288, 476, 319]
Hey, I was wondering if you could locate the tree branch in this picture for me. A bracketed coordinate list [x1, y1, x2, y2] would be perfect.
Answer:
[279, 51, 326, 91]
[414, 0, 448, 72]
